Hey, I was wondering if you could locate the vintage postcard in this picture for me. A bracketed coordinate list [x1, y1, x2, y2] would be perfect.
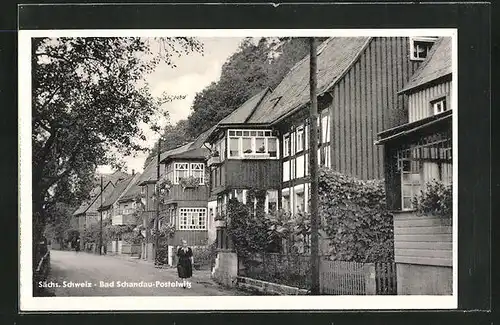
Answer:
[19, 28, 458, 311]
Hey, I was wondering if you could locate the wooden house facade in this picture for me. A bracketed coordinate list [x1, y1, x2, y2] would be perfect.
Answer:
[247, 36, 429, 216]
[376, 37, 453, 295]
[205, 89, 282, 249]
[158, 146, 210, 247]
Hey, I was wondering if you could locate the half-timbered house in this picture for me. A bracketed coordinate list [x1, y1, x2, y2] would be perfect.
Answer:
[205, 88, 282, 249]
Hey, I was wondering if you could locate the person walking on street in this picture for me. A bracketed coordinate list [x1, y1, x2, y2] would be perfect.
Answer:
[176, 239, 193, 288]
[75, 239, 80, 253]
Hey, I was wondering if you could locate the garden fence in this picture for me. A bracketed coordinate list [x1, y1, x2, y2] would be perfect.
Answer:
[238, 253, 397, 295]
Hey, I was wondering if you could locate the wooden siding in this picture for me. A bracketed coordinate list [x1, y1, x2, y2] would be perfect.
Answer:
[330, 37, 421, 180]
[162, 185, 208, 204]
[166, 230, 208, 247]
[408, 80, 452, 122]
[224, 159, 281, 189]
[393, 212, 452, 267]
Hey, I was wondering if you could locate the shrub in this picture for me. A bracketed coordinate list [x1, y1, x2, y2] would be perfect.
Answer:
[318, 168, 394, 263]
[413, 180, 452, 219]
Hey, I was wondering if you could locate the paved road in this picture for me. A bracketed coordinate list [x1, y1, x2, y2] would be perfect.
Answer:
[44, 250, 247, 296]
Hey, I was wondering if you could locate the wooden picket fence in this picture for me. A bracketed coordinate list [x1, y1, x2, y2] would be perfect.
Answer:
[239, 253, 397, 295]
[319, 260, 368, 295]
[375, 262, 397, 295]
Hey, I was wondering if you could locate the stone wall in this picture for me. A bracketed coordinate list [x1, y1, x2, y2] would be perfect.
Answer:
[211, 251, 238, 288]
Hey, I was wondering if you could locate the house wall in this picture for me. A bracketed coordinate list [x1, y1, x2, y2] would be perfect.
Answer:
[393, 211, 452, 295]
[393, 211, 452, 267]
[329, 37, 421, 180]
[163, 184, 209, 204]
[408, 79, 452, 122]
[224, 159, 281, 189]
[207, 200, 218, 244]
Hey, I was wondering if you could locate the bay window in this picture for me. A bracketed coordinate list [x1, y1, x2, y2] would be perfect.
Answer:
[227, 129, 279, 159]
[173, 162, 205, 185]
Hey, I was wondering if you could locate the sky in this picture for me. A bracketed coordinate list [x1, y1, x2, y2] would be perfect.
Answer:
[98, 37, 252, 175]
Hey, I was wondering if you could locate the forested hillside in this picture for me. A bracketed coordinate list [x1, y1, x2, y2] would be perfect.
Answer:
[144, 37, 327, 167]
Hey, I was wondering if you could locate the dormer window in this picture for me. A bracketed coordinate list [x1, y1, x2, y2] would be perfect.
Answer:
[410, 36, 438, 61]
[432, 97, 448, 115]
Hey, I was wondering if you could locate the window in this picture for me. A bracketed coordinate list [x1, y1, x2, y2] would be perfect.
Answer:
[291, 133, 296, 156]
[282, 194, 290, 212]
[255, 137, 266, 153]
[267, 190, 278, 213]
[295, 191, 305, 213]
[283, 161, 290, 182]
[174, 162, 205, 185]
[296, 127, 304, 152]
[291, 159, 296, 179]
[432, 97, 448, 115]
[174, 163, 189, 184]
[398, 150, 422, 210]
[227, 129, 279, 159]
[190, 163, 205, 185]
[242, 137, 252, 154]
[178, 208, 207, 230]
[410, 36, 438, 61]
[235, 189, 244, 202]
[268, 138, 277, 157]
[229, 138, 240, 157]
[283, 135, 290, 157]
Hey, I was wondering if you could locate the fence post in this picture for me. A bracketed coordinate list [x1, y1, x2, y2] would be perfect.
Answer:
[364, 263, 376, 295]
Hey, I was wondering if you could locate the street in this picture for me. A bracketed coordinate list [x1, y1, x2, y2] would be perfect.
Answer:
[44, 250, 247, 296]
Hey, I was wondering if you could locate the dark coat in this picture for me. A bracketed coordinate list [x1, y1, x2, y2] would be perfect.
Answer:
[177, 247, 193, 278]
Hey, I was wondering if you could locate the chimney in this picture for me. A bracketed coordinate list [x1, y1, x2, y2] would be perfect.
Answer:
[132, 169, 135, 175]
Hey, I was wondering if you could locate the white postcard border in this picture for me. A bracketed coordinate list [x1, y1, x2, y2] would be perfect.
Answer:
[19, 28, 458, 311]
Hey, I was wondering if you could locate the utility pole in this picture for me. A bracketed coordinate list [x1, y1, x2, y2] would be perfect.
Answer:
[309, 37, 320, 295]
[154, 138, 161, 265]
[99, 175, 103, 255]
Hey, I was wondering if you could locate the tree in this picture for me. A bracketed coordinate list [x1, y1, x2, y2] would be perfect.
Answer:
[32, 37, 203, 257]
[44, 202, 76, 247]
[143, 119, 194, 168]
[185, 37, 328, 138]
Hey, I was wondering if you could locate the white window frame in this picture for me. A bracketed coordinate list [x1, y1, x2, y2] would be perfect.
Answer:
[409, 36, 438, 61]
[296, 127, 304, 152]
[173, 162, 205, 185]
[178, 207, 207, 230]
[190, 163, 205, 185]
[227, 129, 279, 159]
[174, 162, 189, 184]
[283, 134, 290, 158]
[432, 97, 448, 115]
[398, 152, 422, 211]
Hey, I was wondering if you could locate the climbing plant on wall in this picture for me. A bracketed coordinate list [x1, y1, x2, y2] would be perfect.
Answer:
[318, 168, 395, 263]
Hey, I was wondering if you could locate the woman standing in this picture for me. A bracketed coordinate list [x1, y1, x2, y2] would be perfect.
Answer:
[177, 239, 193, 288]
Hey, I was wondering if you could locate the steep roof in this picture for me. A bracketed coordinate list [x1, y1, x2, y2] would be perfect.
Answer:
[218, 88, 271, 125]
[73, 181, 114, 215]
[137, 143, 193, 185]
[247, 37, 371, 124]
[399, 37, 452, 94]
[117, 172, 143, 203]
[189, 125, 216, 149]
[161, 147, 209, 163]
[98, 175, 135, 210]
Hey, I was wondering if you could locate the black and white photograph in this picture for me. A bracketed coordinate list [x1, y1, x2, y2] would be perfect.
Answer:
[19, 29, 458, 311]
